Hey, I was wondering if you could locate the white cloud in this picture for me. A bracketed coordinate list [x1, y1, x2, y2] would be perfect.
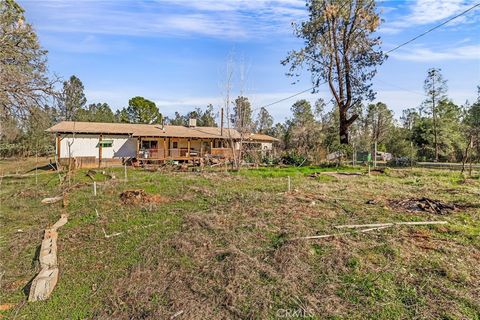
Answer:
[22, 0, 307, 39]
[379, 0, 480, 34]
[390, 45, 480, 62]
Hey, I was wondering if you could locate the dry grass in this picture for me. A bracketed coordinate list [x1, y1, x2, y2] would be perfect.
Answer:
[0, 163, 479, 319]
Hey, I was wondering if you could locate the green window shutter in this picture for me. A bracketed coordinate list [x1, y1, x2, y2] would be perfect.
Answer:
[97, 140, 113, 148]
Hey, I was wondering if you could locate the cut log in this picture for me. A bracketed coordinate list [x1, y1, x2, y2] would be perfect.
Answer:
[28, 215, 68, 302]
[41, 196, 63, 204]
[28, 268, 59, 302]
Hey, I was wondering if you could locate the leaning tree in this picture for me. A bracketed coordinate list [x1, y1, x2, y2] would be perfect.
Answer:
[283, 0, 385, 144]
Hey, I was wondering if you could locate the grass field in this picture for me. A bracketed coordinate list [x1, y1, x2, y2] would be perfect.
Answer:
[0, 159, 479, 319]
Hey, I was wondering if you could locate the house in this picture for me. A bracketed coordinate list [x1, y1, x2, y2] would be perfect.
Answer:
[46, 120, 278, 167]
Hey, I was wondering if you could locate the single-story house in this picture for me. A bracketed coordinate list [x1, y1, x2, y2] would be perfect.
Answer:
[46, 120, 278, 167]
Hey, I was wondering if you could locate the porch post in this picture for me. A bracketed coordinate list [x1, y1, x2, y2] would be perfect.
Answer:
[187, 138, 191, 157]
[98, 134, 103, 168]
[56, 134, 61, 160]
[136, 137, 140, 158]
[163, 138, 167, 159]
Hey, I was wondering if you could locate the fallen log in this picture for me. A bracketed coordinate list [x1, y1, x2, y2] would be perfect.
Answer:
[28, 214, 68, 302]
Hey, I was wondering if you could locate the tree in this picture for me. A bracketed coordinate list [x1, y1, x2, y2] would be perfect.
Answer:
[0, 0, 56, 119]
[462, 97, 480, 173]
[198, 104, 217, 127]
[231, 96, 253, 132]
[166, 105, 217, 127]
[59, 75, 86, 121]
[422, 68, 448, 162]
[365, 102, 393, 145]
[75, 103, 115, 122]
[436, 99, 463, 161]
[255, 107, 273, 134]
[121, 96, 161, 124]
[291, 99, 315, 126]
[283, 0, 385, 144]
[287, 100, 323, 160]
[167, 112, 187, 126]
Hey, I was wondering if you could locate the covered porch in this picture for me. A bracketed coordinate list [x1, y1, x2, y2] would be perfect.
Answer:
[136, 137, 237, 162]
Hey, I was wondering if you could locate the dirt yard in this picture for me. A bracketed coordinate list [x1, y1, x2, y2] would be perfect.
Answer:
[0, 160, 479, 319]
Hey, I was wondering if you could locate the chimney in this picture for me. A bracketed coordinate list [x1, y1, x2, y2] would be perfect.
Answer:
[188, 118, 197, 127]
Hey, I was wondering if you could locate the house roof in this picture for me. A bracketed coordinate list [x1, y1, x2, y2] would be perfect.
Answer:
[245, 133, 279, 142]
[46, 121, 277, 142]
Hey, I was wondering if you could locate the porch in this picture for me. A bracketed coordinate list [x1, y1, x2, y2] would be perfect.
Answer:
[136, 137, 237, 162]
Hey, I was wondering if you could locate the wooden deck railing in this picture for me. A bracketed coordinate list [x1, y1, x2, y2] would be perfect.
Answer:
[138, 147, 238, 160]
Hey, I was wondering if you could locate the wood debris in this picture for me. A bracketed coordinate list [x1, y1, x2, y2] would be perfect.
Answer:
[294, 220, 448, 241]
[390, 197, 457, 215]
[28, 214, 68, 302]
[41, 196, 63, 205]
[335, 220, 448, 229]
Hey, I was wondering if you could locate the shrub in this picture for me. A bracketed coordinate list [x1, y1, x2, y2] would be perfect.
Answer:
[281, 151, 310, 166]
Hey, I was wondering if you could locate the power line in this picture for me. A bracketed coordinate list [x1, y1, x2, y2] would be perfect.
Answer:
[386, 2, 480, 54]
[254, 2, 480, 113]
[254, 85, 319, 111]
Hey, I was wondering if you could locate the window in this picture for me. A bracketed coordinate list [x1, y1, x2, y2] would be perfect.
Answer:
[97, 140, 113, 148]
[172, 141, 178, 149]
[141, 140, 158, 150]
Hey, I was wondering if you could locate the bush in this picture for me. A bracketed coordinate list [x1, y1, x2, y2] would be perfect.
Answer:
[281, 152, 310, 166]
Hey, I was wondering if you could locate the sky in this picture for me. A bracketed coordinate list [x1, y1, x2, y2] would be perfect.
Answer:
[19, 0, 480, 123]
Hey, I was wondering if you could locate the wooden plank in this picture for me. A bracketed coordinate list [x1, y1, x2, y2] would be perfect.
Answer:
[335, 221, 448, 229]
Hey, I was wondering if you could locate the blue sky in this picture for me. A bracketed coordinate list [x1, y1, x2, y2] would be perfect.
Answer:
[19, 0, 480, 122]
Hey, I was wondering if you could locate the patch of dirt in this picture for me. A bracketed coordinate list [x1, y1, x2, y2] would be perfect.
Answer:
[369, 168, 387, 175]
[389, 197, 457, 215]
[188, 185, 216, 197]
[120, 189, 169, 205]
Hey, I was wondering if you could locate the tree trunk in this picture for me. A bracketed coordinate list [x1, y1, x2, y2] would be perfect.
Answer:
[461, 135, 472, 174]
[339, 106, 357, 145]
[340, 120, 349, 144]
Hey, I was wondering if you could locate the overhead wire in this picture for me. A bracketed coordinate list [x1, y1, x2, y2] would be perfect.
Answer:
[250, 2, 479, 113]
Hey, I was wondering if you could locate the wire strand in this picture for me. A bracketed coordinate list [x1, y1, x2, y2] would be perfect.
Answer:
[252, 2, 480, 113]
